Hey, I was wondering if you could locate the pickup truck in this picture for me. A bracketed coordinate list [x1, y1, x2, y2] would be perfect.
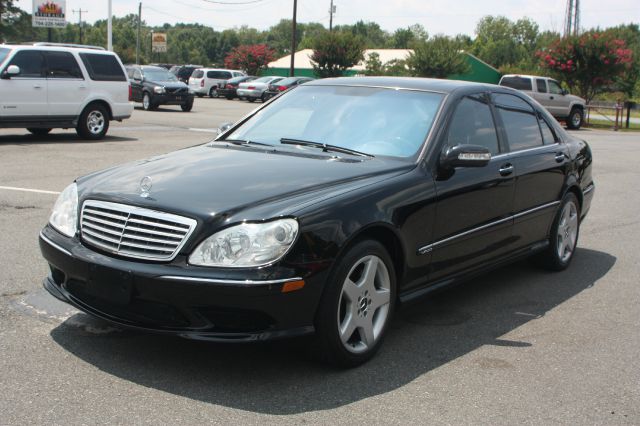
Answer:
[499, 74, 586, 130]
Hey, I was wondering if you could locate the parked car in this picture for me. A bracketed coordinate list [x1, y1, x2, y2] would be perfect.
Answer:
[148, 63, 175, 70]
[263, 76, 314, 100]
[169, 64, 202, 84]
[126, 65, 194, 112]
[217, 75, 257, 100]
[236, 76, 284, 102]
[39, 77, 594, 367]
[499, 74, 586, 130]
[0, 42, 132, 140]
[188, 68, 246, 98]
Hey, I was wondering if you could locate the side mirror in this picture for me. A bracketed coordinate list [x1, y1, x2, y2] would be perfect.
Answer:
[216, 122, 234, 137]
[561, 89, 568, 95]
[1, 65, 20, 79]
[440, 144, 491, 169]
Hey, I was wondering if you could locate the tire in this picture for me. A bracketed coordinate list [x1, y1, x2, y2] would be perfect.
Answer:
[76, 104, 110, 140]
[196, 94, 204, 98]
[226, 96, 234, 100]
[310, 240, 396, 367]
[536, 193, 580, 271]
[142, 93, 156, 111]
[27, 128, 52, 136]
[181, 101, 193, 112]
[209, 87, 218, 98]
[566, 107, 583, 130]
[260, 93, 267, 102]
[247, 97, 256, 103]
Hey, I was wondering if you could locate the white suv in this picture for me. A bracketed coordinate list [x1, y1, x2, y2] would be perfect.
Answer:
[0, 43, 133, 139]
[188, 68, 245, 98]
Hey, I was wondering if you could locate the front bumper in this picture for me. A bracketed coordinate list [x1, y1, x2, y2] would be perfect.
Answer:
[153, 92, 194, 106]
[217, 88, 237, 97]
[39, 225, 324, 341]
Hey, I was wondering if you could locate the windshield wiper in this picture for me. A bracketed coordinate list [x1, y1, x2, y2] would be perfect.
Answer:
[216, 139, 272, 147]
[280, 138, 374, 158]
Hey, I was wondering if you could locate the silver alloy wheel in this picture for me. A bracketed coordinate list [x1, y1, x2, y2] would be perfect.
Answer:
[143, 94, 150, 110]
[209, 87, 217, 97]
[337, 255, 391, 354]
[87, 110, 105, 135]
[571, 111, 582, 127]
[557, 200, 578, 263]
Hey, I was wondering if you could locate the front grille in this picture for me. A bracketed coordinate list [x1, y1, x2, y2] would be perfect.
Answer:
[166, 87, 188, 94]
[80, 200, 197, 261]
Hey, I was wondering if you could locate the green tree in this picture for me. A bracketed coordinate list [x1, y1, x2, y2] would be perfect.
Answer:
[0, 0, 23, 41]
[538, 31, 634, 102]
[310, 31, 365, 78]
[407, 35, 470, 78]
[472, 16, 540, 70]
[335, 20, 389, 48]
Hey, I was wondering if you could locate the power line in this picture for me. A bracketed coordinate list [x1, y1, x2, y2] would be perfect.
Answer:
[199, 0, 270, 4]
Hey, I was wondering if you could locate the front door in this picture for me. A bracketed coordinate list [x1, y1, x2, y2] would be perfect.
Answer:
[428, 94, 516, 282]
[0, 50, 48, 118]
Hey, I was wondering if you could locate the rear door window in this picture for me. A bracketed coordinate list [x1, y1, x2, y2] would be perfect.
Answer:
[494, 94, 543, 151]
[44, 51, 83, 79]
[446, 95, 500, 155]
[536, 79, 547, 93]
[500, 76, 533, 91]
[192, 70, 204, 79]
[7, 50, 46, 78]
[79, 53, 127, 81]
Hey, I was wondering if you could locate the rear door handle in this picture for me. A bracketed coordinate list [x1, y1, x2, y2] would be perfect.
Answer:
[499, 163, 514, 176]
[555, 153, 566, 163]
[33, 84, 42, 89]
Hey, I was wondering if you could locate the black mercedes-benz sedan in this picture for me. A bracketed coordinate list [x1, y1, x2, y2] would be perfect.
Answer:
[39, 77, 594, 367]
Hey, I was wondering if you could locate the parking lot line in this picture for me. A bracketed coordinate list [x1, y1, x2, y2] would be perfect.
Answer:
[0, 186, 60, 195]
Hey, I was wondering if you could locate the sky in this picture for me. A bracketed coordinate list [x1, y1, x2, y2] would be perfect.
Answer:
[18, 0, 640, 36]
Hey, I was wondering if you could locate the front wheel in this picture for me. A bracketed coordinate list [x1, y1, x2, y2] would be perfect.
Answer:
[181, 101, 193, 112]
[536, 193, 580, 271]
[27, 128, 52, 136]
[311, 240, 396, 367]
[567, 107, 583, 130]
[76, 104, 109, 140]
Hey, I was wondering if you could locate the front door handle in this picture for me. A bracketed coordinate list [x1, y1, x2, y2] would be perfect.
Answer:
[555, 153, 566, 163]
[499, 163, 514, 176]
[550, 96, 555, 100]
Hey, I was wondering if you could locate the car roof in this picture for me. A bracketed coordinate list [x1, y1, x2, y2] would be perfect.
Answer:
[501, 74, 556, 80]
[308, 77, 495, 94]
[1, 43, 115, 55]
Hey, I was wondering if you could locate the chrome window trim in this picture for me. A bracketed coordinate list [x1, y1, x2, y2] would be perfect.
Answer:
[40, 231, 73, 257]
[80, 200, 197, 262]
[492, 143, 560, 160]
[157, 276, 303, 286]
[418, 200, 561, 255]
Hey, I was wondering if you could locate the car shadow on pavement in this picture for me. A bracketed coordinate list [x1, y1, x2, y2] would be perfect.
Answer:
[0, 134, 137, 145]
[49, 248, 615, 415]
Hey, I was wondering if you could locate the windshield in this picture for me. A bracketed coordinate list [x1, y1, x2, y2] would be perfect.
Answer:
[255, 76, 277, 83]
[144, 68, 178, 82]
[228, 85, 444, 158]
[0, 48, 11, 67]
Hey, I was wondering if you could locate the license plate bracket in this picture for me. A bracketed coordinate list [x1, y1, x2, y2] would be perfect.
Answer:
[86, 264, 133, 305]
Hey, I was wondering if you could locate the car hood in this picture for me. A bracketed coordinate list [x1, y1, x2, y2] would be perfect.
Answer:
[150, 80, 187, 88]
[566, 94, 586, 105]
[76, 144, 413, 224]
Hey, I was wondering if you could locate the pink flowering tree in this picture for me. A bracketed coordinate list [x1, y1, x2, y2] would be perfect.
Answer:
[537, 32, 634, 103]
[224, 44, 276, 76]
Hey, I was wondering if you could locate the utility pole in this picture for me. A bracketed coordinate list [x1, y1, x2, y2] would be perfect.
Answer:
[73, 9, 88, 44]
[107, 0, 113, 51]
[136, 2, 142, 64]
[289, 0, 297, 77]
[329, 0, 336, 32]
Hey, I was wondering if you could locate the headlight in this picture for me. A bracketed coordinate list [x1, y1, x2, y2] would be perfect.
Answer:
[49, 183, 78, 238]
[189, 219, 298, 267]
[154, 86, 165, 94]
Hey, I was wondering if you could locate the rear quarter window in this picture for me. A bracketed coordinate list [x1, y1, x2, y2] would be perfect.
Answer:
[192, 70, 204, 78]
[500, 77, 533, 91]
[79, 53, 127, 82]
[207, 70, 232, 79]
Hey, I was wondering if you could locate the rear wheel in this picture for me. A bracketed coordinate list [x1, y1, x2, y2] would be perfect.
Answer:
[226, 96, 234, 100]
[567, 107, 583, 130]
[536, 193, 580, 271]
[27, 128, 52, 136]
[209, 87, 218, 98]
[247, 97, 256, 103]
[310, 240, 396, 367]
[76, 104, 109, 140]
[196, 94, 204, 98]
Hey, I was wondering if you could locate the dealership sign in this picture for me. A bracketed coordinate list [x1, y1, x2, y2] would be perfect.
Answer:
[32, 0, 67, 28]
[152, 33, 168, 53]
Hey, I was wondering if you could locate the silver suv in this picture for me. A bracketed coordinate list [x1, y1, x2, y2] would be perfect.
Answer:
[499, 74, 586, 130]
[0, 42, 133, 139]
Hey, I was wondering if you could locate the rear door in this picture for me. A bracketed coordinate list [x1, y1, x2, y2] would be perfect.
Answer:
[492, 93, 567, 249]
[429, 93, 516, 281]
[44, 51, 88, 117]
[0, 50, 48, 117]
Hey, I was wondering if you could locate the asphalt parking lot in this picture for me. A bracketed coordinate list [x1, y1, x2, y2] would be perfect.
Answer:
[0, 97, 638, 425]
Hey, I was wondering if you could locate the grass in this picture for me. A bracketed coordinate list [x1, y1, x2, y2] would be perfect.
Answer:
[584, 119, 640, 131]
